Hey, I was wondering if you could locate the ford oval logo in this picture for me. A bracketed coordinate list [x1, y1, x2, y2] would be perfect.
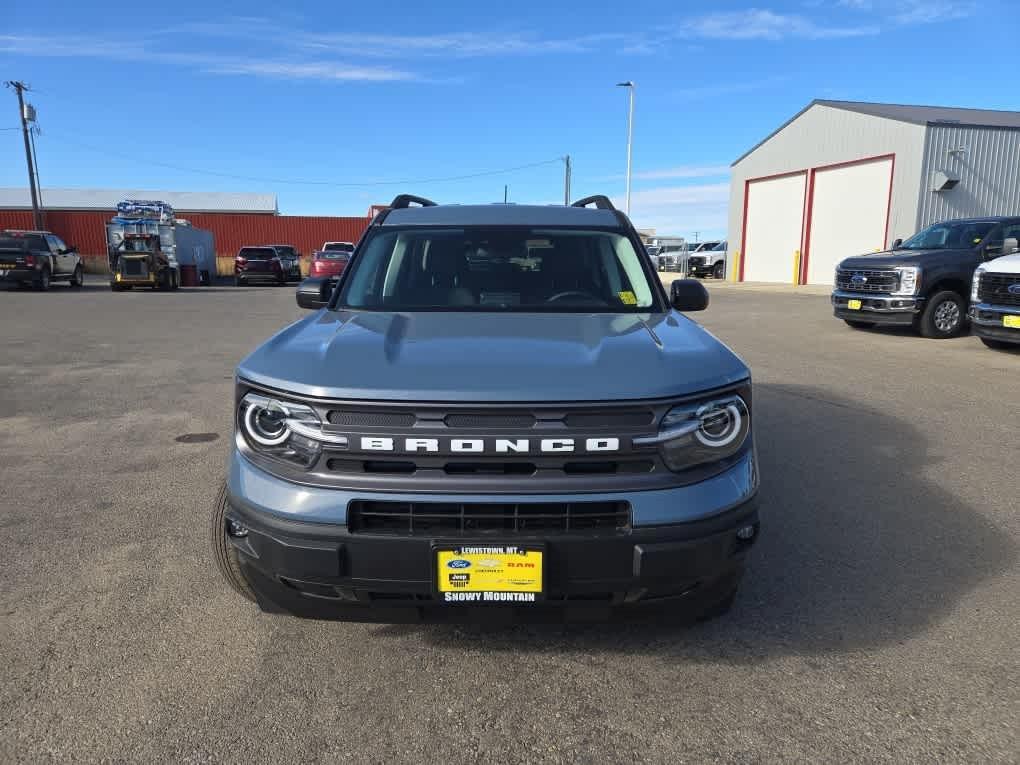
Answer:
[1008, 284, 1020, 295]
[851, 274, 867, 284]
[447, 559, 471, 569]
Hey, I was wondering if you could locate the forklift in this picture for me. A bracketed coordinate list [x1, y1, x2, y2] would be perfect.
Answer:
[107, 232, 180, 291]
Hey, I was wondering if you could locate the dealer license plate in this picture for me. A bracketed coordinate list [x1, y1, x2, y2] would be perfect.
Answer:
[1003, 315, 1020, 329]
[0, 263, 17, 270]
[436, 545, 544, 603]
[847, 299, 862, 310]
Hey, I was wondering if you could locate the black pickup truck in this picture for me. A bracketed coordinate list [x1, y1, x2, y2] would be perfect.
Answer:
[0, 229, 84, 291]
[832, 216, 1020, 338]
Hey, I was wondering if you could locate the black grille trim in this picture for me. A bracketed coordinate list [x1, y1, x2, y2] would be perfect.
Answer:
[444, 413, 537, 429]
[347, 500, 631, 536]
[836, 269, 900, 293]
[978, 272, 1020, 307]
[327, 410, 416, 427]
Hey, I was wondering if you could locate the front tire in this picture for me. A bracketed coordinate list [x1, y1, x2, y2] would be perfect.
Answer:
[70, 264, 84, 288]
[844, 319, 876, 330]
[714, 262, 725, 279]
[211, 484, 257, 603]
[917, 290, 965, 338]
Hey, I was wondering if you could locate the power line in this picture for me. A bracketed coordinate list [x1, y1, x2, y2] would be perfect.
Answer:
[40, 131, 563, 188]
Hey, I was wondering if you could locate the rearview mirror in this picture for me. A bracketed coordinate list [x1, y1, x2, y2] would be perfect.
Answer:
[670, 279, 709, 312]
[296, 277, 334, 310]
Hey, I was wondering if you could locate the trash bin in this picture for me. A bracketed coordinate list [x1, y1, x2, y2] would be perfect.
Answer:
[180, 264, 199, 287]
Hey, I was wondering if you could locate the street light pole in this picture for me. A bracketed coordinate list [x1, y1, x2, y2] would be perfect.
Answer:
[616, 81, 634, 216]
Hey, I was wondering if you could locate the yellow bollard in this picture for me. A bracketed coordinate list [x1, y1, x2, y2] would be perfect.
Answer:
[792, 249, 802, 285]
[730, 251, 741, 282]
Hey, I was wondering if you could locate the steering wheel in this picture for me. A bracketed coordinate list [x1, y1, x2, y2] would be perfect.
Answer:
[546, 290, 599, 303]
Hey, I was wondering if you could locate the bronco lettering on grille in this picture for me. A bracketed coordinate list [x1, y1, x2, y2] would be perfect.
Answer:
[358, 437, 621, 454]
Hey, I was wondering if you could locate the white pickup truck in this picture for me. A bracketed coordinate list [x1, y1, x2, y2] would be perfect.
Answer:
[970, 236, 1020, 350]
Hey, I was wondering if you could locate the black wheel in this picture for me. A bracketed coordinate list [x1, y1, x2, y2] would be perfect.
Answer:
[844, 320, 876, 330]
[211, 484, 257, 603]
[234, 276, 244, 287]
[980, 338, 1015, 350]
[714, 262, 725, 279]
[171, 270, 180, 290]
[917, 290, 966, 338]
[70, 264, 84, 288]
[34, 266, 51, 291]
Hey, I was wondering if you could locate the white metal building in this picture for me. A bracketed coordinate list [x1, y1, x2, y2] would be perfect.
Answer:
[727, 100, 1020, 284]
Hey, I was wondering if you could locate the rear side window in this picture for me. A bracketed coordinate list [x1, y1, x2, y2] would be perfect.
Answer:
[238, 247, 277, 259]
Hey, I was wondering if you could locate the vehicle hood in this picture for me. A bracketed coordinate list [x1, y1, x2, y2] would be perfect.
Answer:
[839, 247, 972, 270]
[982, 253, 1020, 274]
[237, 310, 750, 402]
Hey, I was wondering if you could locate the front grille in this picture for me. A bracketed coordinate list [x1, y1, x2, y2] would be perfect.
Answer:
[565, 410, 654, 428]
[836, 269, 899, 293]
[347, 500, 631, 535]
[444, 413, 536, 429]
[122, 260, 147, 277]
[327, 410, 416, 427]
[978, 272, 1020, 307]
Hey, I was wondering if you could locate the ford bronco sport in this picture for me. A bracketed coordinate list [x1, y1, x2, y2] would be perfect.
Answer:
[213, 194, 759, 622]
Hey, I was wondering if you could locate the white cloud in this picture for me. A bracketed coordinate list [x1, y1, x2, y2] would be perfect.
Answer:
[889, 0, 974, 24]
[616, 183, 731, 238]
[0, 34, 416, 82]
[682, 9, 879, 40]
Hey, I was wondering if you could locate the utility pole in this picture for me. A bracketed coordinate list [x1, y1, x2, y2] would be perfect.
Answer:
[5, 80, 43, 229]
[504, 184, 508, 203]
[29, 126, 44, 213]
[563, 154, 572, 205]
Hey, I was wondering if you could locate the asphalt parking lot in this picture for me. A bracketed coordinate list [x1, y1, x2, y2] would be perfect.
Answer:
[1, 278, 1017, 762]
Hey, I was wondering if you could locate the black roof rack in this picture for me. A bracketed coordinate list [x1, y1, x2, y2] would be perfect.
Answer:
[570, 195, 616, 210]
[389, 194, 437, 209]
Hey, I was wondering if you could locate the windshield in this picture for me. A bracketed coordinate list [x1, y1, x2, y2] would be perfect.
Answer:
[274, 246, 297, 257]
[324, 242, 354, 252]
[337, 227, 659, 312]
[317, 251, 350, 260]
[899, 221, 996, 250]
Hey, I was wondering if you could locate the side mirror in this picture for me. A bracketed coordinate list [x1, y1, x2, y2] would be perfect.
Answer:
[891, 238, 903, 249]
[670, 279, 709, 312]
[296, 277, 333, 310]
[68, 245, 79, 254]
[1003, 237, 1019, 255]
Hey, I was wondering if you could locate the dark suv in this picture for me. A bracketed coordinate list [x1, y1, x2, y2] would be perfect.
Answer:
[832, 217, 1020, 338]
[213, 194, 759, 622]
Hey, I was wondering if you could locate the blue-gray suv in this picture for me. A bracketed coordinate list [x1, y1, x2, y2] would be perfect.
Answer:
[212, 194, 759, 622]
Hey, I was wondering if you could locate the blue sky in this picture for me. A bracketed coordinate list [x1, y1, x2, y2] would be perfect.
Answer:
[2, 0, 1014, 238]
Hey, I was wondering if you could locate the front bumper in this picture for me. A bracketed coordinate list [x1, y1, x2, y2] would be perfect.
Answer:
[224, 449, 759, 620]
[970, 303, 1020, 344]
[831, 289, 923, 325]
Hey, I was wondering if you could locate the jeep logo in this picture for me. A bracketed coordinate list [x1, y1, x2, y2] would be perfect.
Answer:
[358, 437, 620, 454]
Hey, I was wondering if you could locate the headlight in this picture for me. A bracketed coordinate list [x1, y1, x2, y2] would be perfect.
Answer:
[892, 266, 920, 296]
[238, 392, 347, 468]
[971, 267, 984, 302]
[635, 394, 750, 472]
